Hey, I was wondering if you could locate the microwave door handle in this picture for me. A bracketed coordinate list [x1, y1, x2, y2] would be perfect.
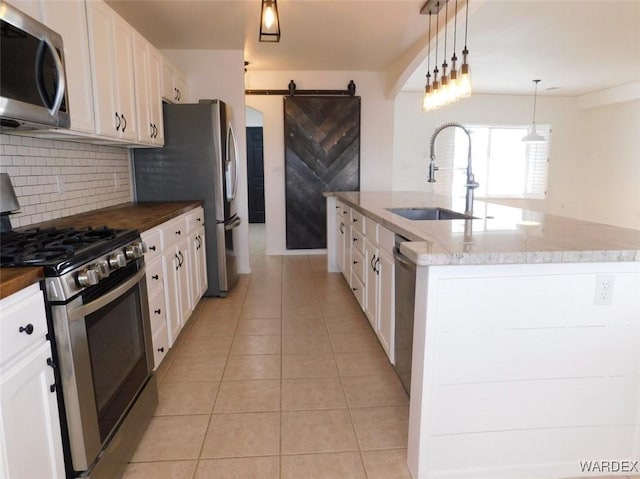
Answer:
[36, 36, 66, 118]
[66, 268, 145, 321]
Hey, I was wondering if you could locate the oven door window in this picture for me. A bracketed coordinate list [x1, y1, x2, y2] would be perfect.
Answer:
[85, 282, 148, 442]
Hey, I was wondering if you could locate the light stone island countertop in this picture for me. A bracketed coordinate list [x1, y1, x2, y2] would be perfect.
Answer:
[328, 191, 640, 266]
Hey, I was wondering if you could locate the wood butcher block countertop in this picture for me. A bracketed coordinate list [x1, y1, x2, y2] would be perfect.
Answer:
[0, 201, 202, 299]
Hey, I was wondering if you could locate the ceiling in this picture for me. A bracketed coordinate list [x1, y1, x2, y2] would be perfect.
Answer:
[107, 0, 640, 97]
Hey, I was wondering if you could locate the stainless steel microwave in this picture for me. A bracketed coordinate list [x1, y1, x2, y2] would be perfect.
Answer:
[0, 1, 70, 130]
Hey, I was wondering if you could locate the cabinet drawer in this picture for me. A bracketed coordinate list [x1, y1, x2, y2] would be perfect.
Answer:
[350, 273, 365, 310]
[148, 286, 167, 333]
[145, 256, 164, 293]
[351, 247, 366, 283]
[364, 217, 378, 241]
[335, 201, 346, 218]
[152, 322, 169, 370]
[378, 225, 395, 253]
[0, 286, 48, 367]
[141, 228, 163, 259]
[351, 229, 365, 254]
[162, 217, 188, 248]
[187, 207, 205, 233]
[351, 209, 365, 235]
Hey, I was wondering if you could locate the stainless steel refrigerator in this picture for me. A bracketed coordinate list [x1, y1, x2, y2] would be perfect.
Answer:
[132, 100, 240, 296]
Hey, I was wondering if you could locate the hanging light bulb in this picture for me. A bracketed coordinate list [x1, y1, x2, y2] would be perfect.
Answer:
[522, 79, 546, 143]
[457, 0, 472, 97]
[423, 72, 433, 111]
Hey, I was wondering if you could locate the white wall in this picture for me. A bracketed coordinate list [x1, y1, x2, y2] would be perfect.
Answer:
[393, 92, 640, 230]
[162, 49, 251, 273]
[245, 71, 395, 254]
[245, 107, 264, 127]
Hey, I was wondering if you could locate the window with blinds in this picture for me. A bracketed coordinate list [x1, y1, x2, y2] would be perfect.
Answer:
[441, 125, 551, 199]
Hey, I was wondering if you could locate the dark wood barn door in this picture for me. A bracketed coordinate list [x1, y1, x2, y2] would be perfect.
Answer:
[284, 96, 360, 249]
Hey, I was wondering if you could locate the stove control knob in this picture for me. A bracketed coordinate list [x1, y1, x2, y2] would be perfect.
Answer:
[95, 260, 110, 279]
[125, 243, 144, 260]
[77, 268, 99, 287]
[108, 252, 127, 269]
[137, 241, 148, 254]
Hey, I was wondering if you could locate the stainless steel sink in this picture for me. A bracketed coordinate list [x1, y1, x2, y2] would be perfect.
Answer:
[386, 207, 475, 221]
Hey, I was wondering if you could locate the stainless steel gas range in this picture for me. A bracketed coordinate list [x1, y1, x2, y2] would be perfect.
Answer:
[0, 225, 158, 479]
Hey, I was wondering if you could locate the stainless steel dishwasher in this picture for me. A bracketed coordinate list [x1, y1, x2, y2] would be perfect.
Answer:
[393, 235, 416, 395]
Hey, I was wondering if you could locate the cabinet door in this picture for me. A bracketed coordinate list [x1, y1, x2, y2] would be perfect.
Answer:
[86, 0, 118, 138]
[41, 0, 96, 133]
[189, 227, 208, 306]
[0, 343, 64, 479]
[6, 0, 42, 21]
[176, 238, 192, 324]
[132, 32, 152, 145]
[161, 61, 175, 102]
[111, 13, 137, 141]
[148, 46, 164, 144]
[174, 71, 187, 103]
[336, 215, 346, 274]
[197, 228, 208, 297]
[377, 250, 395, 362]
[364, 238, 378, 329]
[163, 249, 181, 345]
[188, 231, 200, 309]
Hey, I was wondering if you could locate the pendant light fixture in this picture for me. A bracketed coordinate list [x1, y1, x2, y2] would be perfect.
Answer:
[522, 79, 546, 143]
[420, 0, 472, 111]
[422, 13, 434, 111]
[259, 0, 280, 42]
[457, 0, 472, 97]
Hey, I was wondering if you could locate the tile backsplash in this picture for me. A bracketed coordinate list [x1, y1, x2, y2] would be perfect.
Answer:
[0, 134, 133, 228]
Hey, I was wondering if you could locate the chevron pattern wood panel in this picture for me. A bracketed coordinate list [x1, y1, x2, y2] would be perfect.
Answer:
[285, 96, 361, 249]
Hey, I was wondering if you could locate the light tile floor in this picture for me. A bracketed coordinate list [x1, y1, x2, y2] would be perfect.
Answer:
[123, 237, 640, 479]
[123, 253, 412, 479]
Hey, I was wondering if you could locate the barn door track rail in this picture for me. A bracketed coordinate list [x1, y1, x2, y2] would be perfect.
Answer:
[246, 80, 356, 96]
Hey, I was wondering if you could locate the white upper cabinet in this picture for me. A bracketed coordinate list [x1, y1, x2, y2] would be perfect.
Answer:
[162, 60, 188, 103]
[147, 46, 165, 144]
[132, 33, 164, 146]
[41, 0, 96, 134]
[5, 0, 42, 20]
[86, 0, 138, 141]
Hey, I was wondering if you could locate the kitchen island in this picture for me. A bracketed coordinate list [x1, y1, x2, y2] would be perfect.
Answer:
[326, 191, 640, 479]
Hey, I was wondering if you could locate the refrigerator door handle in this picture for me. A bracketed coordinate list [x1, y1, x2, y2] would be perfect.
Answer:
[224, 217, 241, 231]
[225, 123, 239, 202]
[217, 213, 238, 226]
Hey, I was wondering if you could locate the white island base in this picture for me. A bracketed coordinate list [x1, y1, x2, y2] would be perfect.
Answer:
[408, 261, 640, 479]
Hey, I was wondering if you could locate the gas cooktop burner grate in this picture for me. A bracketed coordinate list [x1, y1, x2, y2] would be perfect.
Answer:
[0, 226, 140, 274]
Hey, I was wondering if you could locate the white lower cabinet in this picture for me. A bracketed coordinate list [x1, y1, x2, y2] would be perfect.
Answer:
[376, 249, 395, 361]
[0, 284, 65, 479]
[339, 207, 396, 364]
[141, 207, 206, 366]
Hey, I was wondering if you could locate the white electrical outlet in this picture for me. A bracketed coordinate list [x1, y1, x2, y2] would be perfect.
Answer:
[594, 274, 615, 305]
[56, 175, 65, 194]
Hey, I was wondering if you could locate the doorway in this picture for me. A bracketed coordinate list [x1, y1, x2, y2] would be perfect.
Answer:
[246, 126, 265, 224]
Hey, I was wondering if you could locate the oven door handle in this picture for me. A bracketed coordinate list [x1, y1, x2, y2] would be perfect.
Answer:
[67, 268, 145, 321]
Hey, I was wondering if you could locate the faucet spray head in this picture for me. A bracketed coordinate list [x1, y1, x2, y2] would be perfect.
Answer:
[428, 158, 437, 183]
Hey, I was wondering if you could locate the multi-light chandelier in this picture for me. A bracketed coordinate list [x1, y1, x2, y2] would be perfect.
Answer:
[421, 0, 471, 111]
